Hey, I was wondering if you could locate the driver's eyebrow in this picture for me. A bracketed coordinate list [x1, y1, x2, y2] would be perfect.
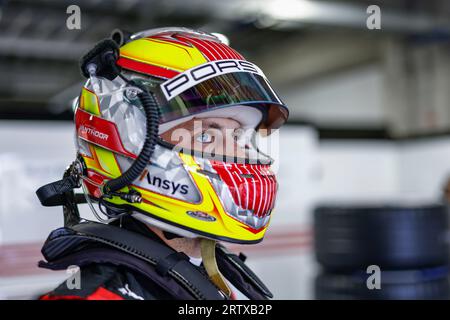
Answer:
[200, 118, 242, 131]
[194, 118, 226, 131]
[194, 119, 225, 131]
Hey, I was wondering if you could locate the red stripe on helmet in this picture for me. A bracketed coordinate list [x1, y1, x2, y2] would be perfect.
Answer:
[149, 34, 193, 47]
[211, 163, 242, 206]
[210, 41, 240, 60]
[205, 40, 227, 59]
[225, 165, 243, 207]
[240, 165, 253, 210]
[173, 34, 245, 62]
[117, 57, 179, 79]
[194, 38, 224, 60]
[217, 42, 239, 60]
[261, 166, 269, 216]
[175, 35, 217, 61]
[249, 164, 264, 216]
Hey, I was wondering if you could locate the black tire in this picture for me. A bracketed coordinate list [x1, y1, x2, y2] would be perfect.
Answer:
[315, 267, 450, 300]
[314, 204, 449, 271]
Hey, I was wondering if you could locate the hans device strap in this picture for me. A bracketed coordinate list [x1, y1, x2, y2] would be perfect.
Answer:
[216, 244, 273, 299]
[40, 221, 225, 300]
[40, 221, 273, 300]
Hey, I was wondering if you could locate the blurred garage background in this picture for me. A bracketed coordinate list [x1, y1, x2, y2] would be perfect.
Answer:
[1, 0, 450, 299]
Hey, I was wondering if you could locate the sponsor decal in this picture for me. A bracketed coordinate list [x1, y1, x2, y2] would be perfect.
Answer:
[161, 59, 267, 100]
[145, 172, 189, 195]
[75, 108, 137, 159]
[79, 124, 109, 141]
[186, 210, 216, 222]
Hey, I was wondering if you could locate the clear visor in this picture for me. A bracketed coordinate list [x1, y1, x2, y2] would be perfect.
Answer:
[155, 72, 288, 130]
[158, 115, 273, 164]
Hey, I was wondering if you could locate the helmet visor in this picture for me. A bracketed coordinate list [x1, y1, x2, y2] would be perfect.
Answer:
[157, 72, 288, 132]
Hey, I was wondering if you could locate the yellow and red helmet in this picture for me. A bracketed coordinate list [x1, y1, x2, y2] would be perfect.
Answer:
[75, 27, 289, 244]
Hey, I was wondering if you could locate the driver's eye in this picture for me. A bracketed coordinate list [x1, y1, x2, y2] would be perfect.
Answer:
[196, 131, 214, 144]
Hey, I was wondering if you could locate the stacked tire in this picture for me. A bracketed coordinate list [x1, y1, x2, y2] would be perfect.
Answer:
[313, 204, 450, 299]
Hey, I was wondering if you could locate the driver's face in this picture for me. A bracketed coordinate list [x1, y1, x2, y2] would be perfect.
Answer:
[160, 117, 247, 159]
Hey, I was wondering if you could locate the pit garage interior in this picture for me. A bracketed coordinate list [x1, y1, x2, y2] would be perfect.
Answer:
[1, 0, 450, 299]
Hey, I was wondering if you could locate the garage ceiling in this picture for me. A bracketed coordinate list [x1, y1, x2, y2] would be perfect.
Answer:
[1, 0, 449, 126]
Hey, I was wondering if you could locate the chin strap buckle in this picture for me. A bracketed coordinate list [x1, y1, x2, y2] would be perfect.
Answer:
[36, 159, 86, 227]
[36, 160, 83, 207]
[200, 238, 232, 298]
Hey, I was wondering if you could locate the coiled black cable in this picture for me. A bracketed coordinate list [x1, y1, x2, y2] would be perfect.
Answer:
[103, 81, 160, 194]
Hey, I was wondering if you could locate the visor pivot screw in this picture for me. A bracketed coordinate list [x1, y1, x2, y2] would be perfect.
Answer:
[125, 88, 139, 101]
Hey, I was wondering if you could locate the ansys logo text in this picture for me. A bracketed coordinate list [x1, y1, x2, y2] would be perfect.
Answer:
[145, 172, 189, 196]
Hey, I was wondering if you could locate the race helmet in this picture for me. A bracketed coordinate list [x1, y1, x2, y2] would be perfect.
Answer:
[75, 27, 289, 244]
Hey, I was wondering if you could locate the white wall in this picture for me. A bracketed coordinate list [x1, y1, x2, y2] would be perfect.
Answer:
[398, 138, 450, 202]
[271, 126, 320, 227]
[0, 122, 72, 244]
[317, 138, 450, 205]
[0, 122, 96, 245]
[281, 65, 386, 127]
[318, 141, 400, 203]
